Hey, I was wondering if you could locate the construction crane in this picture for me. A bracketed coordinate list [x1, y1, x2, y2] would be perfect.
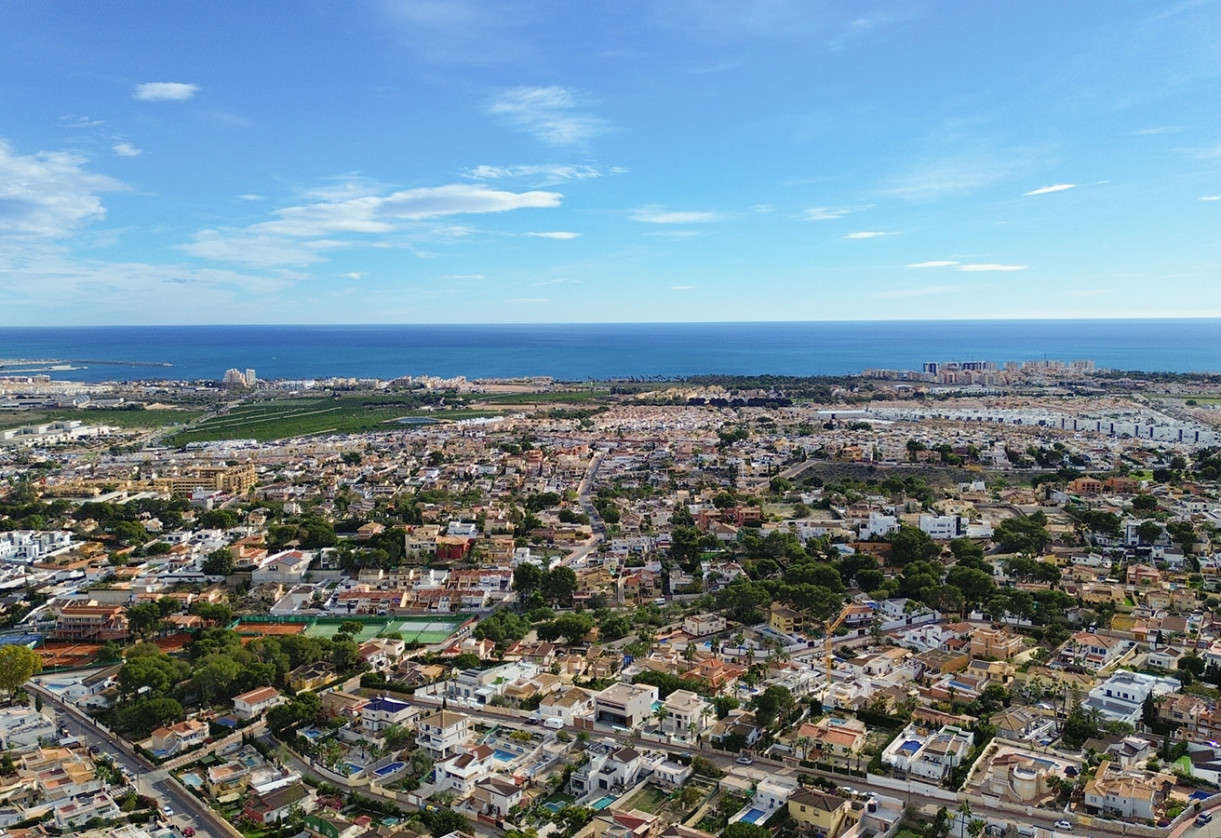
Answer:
[821, 604, 855, 701]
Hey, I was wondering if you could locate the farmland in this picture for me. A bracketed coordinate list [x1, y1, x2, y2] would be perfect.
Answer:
[164, 396, 495, 445]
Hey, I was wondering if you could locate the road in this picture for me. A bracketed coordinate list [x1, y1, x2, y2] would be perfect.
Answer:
[410, 692, 1152, 838]
[561, 451, 606, 569]
[30, 681, 237, 837]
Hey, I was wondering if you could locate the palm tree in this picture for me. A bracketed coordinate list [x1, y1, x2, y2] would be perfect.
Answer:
[796, 735, 813, 761]
[654, 705, 669, 737]
[958, 800, 973, 838]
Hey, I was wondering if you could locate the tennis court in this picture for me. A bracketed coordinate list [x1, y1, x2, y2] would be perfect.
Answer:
[394, 618, 464, 644]
[299, 616, 465, 645]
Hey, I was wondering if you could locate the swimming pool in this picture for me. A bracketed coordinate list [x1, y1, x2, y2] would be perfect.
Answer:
[493, 749, 517, 762]
[741, 809, 768, 824]
[375, 761, 405, 777]
[345, 763, 365, 776]
[592, 795, 617, 810]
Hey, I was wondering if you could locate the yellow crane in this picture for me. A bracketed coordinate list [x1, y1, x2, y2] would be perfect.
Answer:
[822, 604, 855, 696]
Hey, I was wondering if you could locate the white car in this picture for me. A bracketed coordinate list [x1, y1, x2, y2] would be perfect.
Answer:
[1054, 821, 1072, 830]
[163, 807, 175, 819]
[735, 756, 753, 765]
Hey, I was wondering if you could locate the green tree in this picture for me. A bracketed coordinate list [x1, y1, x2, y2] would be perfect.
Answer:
[722, 823, 770, 838]
[202, 547, 235, 576]
[889, 525, 939, 567]
[0, 646, 41, 701]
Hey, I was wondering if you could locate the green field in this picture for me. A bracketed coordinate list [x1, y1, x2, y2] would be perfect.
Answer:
[0, 407, 204, 432]
[165, 397, 496, 444]
[301, 616, 465, 645]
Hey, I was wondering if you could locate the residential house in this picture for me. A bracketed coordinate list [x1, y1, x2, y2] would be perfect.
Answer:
[969, 626, 1025, 660]
[1082, 760, 1161, 820]
[150, 719, 208, 756]
[595, 683, 658, 729]
[435, 745, 496, 794]
[288, 661, 335, 692]
[788, 787, 850, 838]
[540, 687, 596, 726]
[659, 690, 711, 742]
[243, 782, 316, 825]
[416, 710, 471, 760]
[232, 686, 285, 720]
[361, 696, 418, 735]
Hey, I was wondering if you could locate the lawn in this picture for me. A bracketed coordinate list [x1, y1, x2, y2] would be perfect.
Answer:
[620, 785, 670, 815]
[165, 396, 496, 444]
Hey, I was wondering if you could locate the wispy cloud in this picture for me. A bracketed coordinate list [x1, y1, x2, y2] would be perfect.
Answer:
[112, 142, 143, 158]
[1185, 144, 1221, 160]
[238, 194, 266, 202]
[845, 231, 895, 239]
[463, 163, 604, 185]
[1200, 195, 1221, 202]
[803, 206, 851, 221]
[1132, 127, 1175, 136]
[881, 149, 1043, 201]
[523, 231, 580, 239]
[181, 183, 562, 267]
[875, 285, 960, 299]
[632, 208, 720, 224]
[531, 277, 580, 286]
[488, 87, 607, 146]
[0, 141, 126, 238]
[958, 263, 1027, 272]
[907, 260, 957, 268]
[441, 274, 488, 281]
[339, 272, 362, 281]
[134, 82, 198, 102]
[1024, 183, 1076, 196]
[670, 285, 697, 291]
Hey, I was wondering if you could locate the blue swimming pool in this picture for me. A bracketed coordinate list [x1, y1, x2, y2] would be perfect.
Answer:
[592, 795, 617, 810]
[345, 763, 365, 775]
[375, 761, 405, 777]
[742, 809, 768, 824]
[493, 749, 517, 762]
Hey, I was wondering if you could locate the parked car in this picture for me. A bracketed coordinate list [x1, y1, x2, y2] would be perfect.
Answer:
[163, 806, 175, 819]
[1196, 812, 1213, 827]
[1054, 821, 1072, 830]
[735, 756, 753, 765]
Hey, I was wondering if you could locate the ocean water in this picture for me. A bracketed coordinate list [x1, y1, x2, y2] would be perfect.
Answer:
[0, 320, 1216, 383]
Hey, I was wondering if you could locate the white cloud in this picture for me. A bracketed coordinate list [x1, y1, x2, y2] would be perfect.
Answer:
[631, 208, 720, 224]
[238, 194, 266, 201]
[1187, 144, 1221, 160]
[441, 274, 488, 280]
[845, 231, 894, 239]
[489, 86, 607, 146]
[907, 260, 957, 268]
[134, 82, 198, 101]
[178, 231, 331, 268]
[523, 231, 580, 239]
[0, 140, 126, 238]
[464, 163, 603, 184]
[670, 285, 697, 291]
[1024, 183, 1076, 196]
[339, 272, 362, 280]
[958, 263, 1028, 272]
[112, 142, 143, 158]
[531, 277, 580, 286]
[252, 184, 562, 238]
[1200, 195, 1221, 201]
[875, 285, 960, 299]
[1069, 288, 1112, 297]
[803, 206, 851, 221]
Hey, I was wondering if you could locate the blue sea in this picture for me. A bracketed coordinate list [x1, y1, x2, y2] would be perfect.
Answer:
[0, 320, 1216, 383]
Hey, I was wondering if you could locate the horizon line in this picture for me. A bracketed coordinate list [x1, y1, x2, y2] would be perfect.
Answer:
[2, 315, 1221, 329]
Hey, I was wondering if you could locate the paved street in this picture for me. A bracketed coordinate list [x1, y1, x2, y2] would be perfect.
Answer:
[31, 681, 236, 837]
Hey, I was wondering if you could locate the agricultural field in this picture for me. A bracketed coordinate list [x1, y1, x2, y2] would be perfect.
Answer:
[164, 396, 495, 445]
[0, 407, 204, 432]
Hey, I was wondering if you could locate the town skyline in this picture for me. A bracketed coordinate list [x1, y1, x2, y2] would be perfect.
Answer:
[4, 2, 1221, 325]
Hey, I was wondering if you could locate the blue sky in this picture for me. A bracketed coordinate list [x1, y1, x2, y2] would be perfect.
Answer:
[2, 1, 1220, 325]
